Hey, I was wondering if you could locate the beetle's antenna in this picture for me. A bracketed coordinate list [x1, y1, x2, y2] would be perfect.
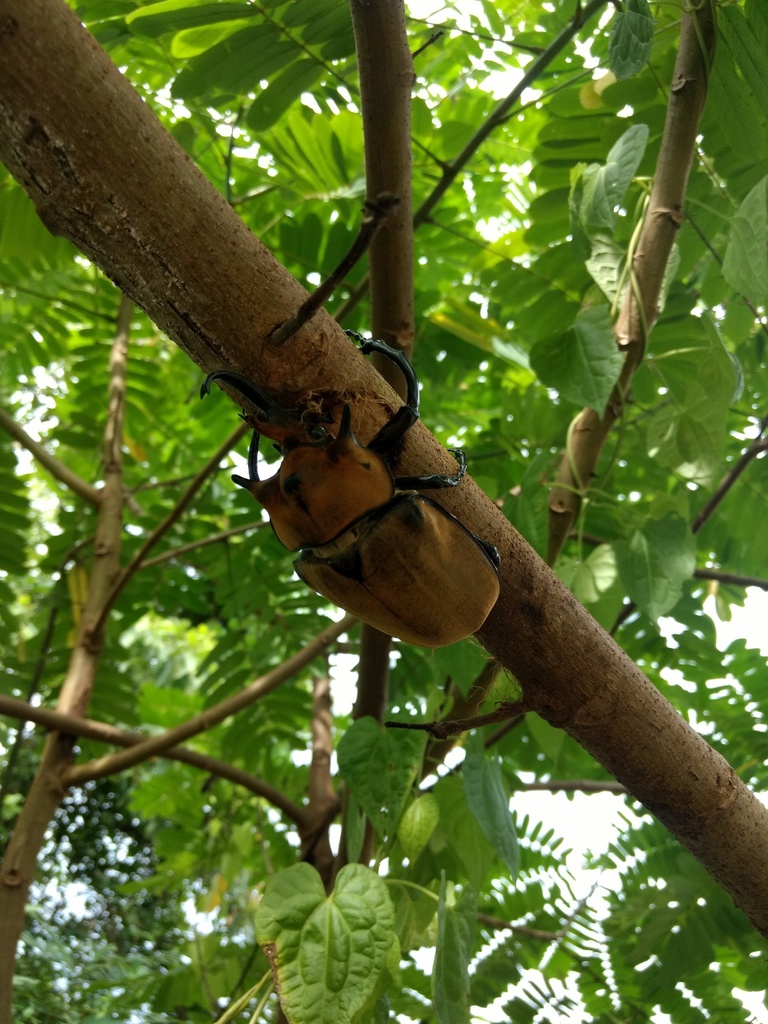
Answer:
[269, 192, 400, 347]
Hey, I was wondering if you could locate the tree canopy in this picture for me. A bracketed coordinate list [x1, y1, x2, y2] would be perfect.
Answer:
[1, 0, 767, 1021]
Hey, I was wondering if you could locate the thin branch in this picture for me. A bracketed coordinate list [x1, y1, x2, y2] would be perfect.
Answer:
[693, 568, 768, 591]
[521, 779, 626, 794]
[386, 700, 528, 739]
[0, 405, 102, 507]
[692, 431, 768, 534]
[332, 1, 607, 326]
[0, 694, 307, 826]
[138, 519, 267, 569]
[0, 596, 60, 810]
[412, 0, 607, 230]
[64, 613, 356, 786]
[270, 193, 399, 346]
[90, 420, 249, 636]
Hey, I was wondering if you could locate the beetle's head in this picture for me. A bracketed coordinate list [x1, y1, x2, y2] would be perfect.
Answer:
[233, 404, 397, 550]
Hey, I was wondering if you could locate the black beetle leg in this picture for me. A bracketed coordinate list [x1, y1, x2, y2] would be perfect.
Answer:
[346, 333, 421, 455]
[200, 370, 277, 418]
[394, 448, 467, 490]
[232, 431, 262, 489]
[475, 535, 501, 569]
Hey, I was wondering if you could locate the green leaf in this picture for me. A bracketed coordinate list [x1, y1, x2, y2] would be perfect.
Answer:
[722, 175, 768, 306]
[247, 57, 323, 131]
[126, 0, 250, 37]
[254, 863, 396, 1024]
[433, 879, 476, 1024]
[646, 315, 737, 484]
[705, 35, 765, 163]
[397, 793, 440, 863]
[721, 4, 768, 121]
[608, 0, 655, 81]
[530, 305, 622, 415]
[613, 515, 696, 620]
[578, 124, 649, 233]
[462, 732, 519, 878]
[337, 718, 425, 840]
[433, 776, 496, 889]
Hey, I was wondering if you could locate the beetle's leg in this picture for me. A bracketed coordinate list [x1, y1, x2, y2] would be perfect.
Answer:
[474, 536, 501, 569]
[347, 334, 421, 455]
[394, 448, 467, 491]
[201, 370, 329, 443]
[232, 431, 262, 488]
[200, 370, 276, 417]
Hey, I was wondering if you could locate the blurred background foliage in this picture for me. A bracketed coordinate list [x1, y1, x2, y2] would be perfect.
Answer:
[1, 0, 767, 1020]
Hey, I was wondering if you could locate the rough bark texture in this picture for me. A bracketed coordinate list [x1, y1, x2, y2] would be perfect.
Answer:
[1, 0, 767, 972]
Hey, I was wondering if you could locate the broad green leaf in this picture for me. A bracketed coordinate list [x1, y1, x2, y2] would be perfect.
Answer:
[337, 718, 424, 840]
[254, 863, 395, 1024]
[526, 713, 565, 767]
[530, 305, 622, 415]
[248, 58, 323, 132]
[462, 732, 519, 877]
[126, 0, 250, 37]
[570, 543, 625, 629]
[646, 315, 737, 483]
[721, 4, 768, 121]
[722, 175, 768, 307]
[433, 776, 495, 890]
[433, 879, 476, 1024]
[613, 515, 696, 620]
[608, 0, 654, 81]
[171, 24, 291, 100]
[706, 36, 765, 163]
[171, 18, 256, 58]
[585, 233, 625, 303]
[397, 793, 440, 863]
[574, 123, 649, 234]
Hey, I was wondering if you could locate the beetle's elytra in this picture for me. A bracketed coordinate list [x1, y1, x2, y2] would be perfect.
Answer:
[201, 336, 500, 647]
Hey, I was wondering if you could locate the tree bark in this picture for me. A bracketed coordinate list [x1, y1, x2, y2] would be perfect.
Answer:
[1, 0, 767, 977]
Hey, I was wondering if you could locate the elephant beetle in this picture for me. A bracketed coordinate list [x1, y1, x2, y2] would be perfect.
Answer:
[201, 336, 500, 647]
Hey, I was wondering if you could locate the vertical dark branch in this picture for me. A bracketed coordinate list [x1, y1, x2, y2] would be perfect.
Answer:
[349, 0, 415, 371]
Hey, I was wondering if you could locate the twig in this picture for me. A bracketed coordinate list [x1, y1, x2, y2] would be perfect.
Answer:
[90, 420, 249, 636]
[0, 693, 308, 825]
[138, 520, 267, 569]
[692, 432, 768, 534]
[64, 613, 356, 786]
[386, 699, 528, 739]
[270, 193, 399, 346]
[0, 405, 102, 507]
[332, 0, 607, 325]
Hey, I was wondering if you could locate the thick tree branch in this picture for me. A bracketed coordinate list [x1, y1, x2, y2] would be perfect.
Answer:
[0, 694, 307, 826]
[3, 0, 768, 947]
[547, 3, 717, 563]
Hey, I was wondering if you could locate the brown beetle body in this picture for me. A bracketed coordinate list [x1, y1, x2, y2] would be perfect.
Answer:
[295, 492, 500, 646]
[202, 337, 500, 647]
